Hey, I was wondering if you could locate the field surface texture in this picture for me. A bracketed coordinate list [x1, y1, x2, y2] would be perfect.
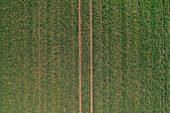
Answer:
[1, 0, 169, 113]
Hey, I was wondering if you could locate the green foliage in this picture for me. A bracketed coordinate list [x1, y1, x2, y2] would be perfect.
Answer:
[1, 0, 168, 112]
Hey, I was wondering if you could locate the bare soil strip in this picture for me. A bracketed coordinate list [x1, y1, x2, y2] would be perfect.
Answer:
[90, 0, 93, 113]
[44, 1, 47, 112]
[100, 0, 102, 69]
[38, 0, 41, 113]
[23, 3, 27, 112]
[100, 0, 103, 112]
[79, 0, 82, 113]
[162, 0, 166, 112]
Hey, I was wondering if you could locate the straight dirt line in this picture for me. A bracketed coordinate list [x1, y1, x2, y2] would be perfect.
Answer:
[100, 0, 102, 69]
[79, 0, 82, 113]
[38, 0, 41, 113]
[162, 0, 166, 113]
[90, 0, 93, 113]
[44, 0, 47, 112]
[100, 0, 103, 112]
[32, 2, 35, 110]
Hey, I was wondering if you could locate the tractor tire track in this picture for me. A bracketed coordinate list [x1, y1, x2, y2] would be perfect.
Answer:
[79, 0, 82, 113]
[90, 0, 93, 113]
[38, 0, 41, 113]
[162, 0, 166, 112]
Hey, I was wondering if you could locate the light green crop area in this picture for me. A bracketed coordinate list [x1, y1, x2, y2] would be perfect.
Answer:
[1, 0, 79, 112]
[1, 0, 168, 113]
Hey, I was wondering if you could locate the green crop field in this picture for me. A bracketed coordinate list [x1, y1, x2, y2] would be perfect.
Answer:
[1, 0, 169, 113]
